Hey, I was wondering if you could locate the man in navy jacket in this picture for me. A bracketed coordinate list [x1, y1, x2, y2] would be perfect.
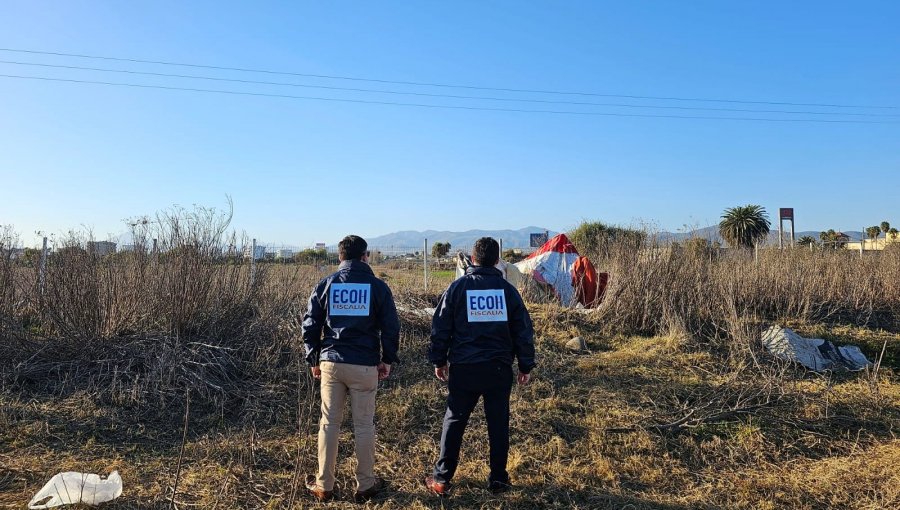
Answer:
[425, 237, 536, 496]
[302, 235, 400, 503]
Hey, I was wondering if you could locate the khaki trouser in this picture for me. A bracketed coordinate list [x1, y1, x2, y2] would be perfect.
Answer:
[316, 361, 378, 492]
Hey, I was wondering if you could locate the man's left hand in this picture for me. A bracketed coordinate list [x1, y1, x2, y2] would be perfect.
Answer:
[377, 363, 391, 380]
[517, 371, 531, 385]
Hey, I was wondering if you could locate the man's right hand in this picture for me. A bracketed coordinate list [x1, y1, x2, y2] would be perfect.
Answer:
[311, 366, 321, 380]
[517, 371, 531, 385]
[434, 365, 448, 382]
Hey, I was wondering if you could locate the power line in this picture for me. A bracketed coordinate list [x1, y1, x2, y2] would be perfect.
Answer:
[1, 47, 896, 110]
[1, 59, 896, 118]
[1, 72, 896, 124]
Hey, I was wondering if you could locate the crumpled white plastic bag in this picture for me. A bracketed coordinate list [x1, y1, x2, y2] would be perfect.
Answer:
[28, 471, 122, 509]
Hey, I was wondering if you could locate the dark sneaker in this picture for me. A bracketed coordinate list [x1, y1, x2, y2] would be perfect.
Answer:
[425, 476, 451, 497]
[489, 479, 513, 494]
[305, 474, 334, 502]
[354, 477, 387, 503]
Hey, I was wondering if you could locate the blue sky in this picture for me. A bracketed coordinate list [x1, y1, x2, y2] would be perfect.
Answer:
[1, 1, 898, 247]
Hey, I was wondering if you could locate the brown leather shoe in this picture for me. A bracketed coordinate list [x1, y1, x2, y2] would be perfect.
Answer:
[424, 476, 451, 497]
[305, 474, 334, 502]
[353, 477, 386, 503]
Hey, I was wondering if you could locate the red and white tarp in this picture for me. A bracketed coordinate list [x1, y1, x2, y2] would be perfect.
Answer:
[515, 234, 607, 308]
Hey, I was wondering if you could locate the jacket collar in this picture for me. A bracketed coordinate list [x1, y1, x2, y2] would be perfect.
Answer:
[466, 265, 502, 277]
[339, 259, 374, 274]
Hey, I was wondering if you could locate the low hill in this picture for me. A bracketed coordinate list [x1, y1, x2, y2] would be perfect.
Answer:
[363, 225, 866, 251]
[364, 226, 558, 250]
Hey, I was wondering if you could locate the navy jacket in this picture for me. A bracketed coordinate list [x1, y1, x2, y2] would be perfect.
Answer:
[429, 265, 536, 373]
[302, 260, 401, 366]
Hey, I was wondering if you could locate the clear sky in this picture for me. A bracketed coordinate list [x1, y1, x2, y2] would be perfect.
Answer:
[2, 1, 898, 247]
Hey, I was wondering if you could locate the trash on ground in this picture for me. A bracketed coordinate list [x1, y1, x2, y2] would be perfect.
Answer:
[761, 325, 871, 372]
[28, 471, 122, 509]
[395, 304, 433, 318]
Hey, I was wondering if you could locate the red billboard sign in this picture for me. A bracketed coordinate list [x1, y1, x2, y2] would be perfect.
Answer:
[779, 208, 794, 220]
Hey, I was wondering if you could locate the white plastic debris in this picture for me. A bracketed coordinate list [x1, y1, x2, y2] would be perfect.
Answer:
[761, 325, 871, 372]
[28, 471, 122, 509]
[395, 304, 434, 318]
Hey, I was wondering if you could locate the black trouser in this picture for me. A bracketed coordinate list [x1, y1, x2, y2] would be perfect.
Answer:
[433, 361, 513, 485]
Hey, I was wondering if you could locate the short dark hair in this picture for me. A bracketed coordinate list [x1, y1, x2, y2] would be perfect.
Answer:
[472, 237, 500, 267]
[339, 235, 368, 261]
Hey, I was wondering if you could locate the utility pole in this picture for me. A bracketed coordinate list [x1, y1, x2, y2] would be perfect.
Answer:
[423, 238, 428, 292]
[860, 228, 864, 258]
[39, 236, 48, 297]
[250, 238, 257, 287]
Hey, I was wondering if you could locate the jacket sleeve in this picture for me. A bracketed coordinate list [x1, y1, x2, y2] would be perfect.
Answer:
[377, 284, 401, 364]
[508, 286, 536, 373]
[301, 280, 327, 366]
[428, 286, 455, 367]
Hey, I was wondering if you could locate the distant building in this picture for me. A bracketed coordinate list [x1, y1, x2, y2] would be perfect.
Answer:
[845, 235, 899, 251]
[120, 245, 136, 252]
[276, 249, 294, 260]
[87, 241, 117, 256]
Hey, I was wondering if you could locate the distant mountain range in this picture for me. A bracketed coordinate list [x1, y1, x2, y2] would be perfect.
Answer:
[47, 226, 870, 253]
[362, 225, 868, 251]
[364, 227, 558, 250]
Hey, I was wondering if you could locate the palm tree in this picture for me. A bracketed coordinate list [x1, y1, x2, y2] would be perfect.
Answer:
[881, 221, 891, 238]
[866, 226, 881, 242]
[819, 229, 844, 250]
[797, 235, 817, 247]
[890, 227, 899, 240]
[719, 205, 771, 249]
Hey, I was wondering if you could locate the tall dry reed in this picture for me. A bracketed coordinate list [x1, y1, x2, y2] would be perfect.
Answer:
[2, 220, 897, 426]
[589, 237, 899, 344]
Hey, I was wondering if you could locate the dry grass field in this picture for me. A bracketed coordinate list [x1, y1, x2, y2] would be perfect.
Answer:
[1, 219, 899, 509]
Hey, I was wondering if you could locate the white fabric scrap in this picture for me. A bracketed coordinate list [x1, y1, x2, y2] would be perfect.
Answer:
[761, 325, 871, 372]
[29, 471, 122, 508]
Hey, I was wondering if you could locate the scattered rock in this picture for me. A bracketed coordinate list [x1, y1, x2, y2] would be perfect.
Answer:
[566, 336, 588, 351]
